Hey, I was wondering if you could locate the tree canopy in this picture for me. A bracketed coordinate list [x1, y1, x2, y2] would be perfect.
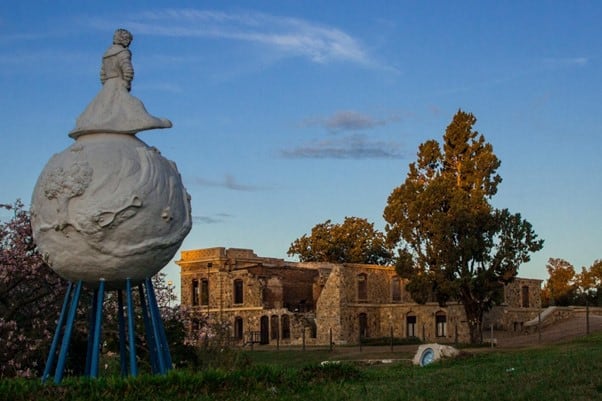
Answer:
[0, 200, 66, 377]
[288, 216, 393, 265]
[542, 258, 602, 306]
[541, 258, 577, 306]
[383, 110, 544, 343]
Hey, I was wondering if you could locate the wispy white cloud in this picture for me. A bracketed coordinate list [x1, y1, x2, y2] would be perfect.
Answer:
[281, 134, 404, 159]
[193, 174, 267, 191]
[192, 212, 233, 224]
[87, 8, 388, 69]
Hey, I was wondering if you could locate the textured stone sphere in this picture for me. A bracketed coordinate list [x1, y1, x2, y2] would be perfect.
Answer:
[30, 133, 192, 288]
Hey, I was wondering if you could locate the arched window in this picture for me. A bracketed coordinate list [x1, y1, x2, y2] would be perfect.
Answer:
[391, 276, 402, 302]
[281, 315, 290, 339]
[358, 313, 368, 338]
[406, 313, 417, 338]
[435, 311, 447, 337]
[357, 274, 368, 301]
[233, 279, 244, 304]
[234, 317, 244, 340]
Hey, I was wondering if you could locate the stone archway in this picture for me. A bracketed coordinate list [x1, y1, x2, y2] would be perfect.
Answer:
[260, 315, 269, 344]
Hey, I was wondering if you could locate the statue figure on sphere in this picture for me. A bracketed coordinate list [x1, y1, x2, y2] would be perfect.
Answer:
[69, 28, 171, 138]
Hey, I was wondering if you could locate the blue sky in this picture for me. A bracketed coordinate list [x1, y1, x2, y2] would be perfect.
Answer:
[1, 1, 600, 293]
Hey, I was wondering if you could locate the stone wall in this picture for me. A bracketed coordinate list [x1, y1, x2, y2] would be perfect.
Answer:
[504, 278, 542, 308]
[177, 247, 540, 346]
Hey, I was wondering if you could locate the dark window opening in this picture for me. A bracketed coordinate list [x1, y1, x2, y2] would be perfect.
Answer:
[406, 315, 416, 337]
[192, 279, 199, 306]
[358, 274, 368, 301]
[201, 279, 209, 306]
[435, 313, 447, 337]
[281, 315, 290, 339]
[234, 279, 244, 304]
[359, 313, 368, 338]
[391, 277, 402, 302]
[234, 317, 244, 340]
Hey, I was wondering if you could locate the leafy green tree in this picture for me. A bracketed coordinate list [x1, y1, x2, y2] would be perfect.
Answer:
[288, 217, 393, 265]
[575, 259, 602, 306]
[542, 258, 577, 306]
[383, 110, 543, 344]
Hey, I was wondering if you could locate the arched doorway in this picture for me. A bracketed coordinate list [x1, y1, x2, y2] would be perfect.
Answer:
[260, 315, 269, 344]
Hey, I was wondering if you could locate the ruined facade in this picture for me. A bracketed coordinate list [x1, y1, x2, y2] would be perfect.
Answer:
[177, 247, 542, 345]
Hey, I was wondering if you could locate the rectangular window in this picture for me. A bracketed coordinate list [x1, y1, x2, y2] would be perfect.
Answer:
[436, 315, 447, 337]
[201, 279, 209, 306]
[234, 279, 244, 304]
[192, 279, 199, 306]
[406, 315, 416, 337]
[358, 274, 367, 301]
[391, 277, 401, 302]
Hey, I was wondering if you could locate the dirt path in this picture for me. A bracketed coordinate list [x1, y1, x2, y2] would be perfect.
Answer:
[329, 315, 602, 360]
[494, 314, 602, 348]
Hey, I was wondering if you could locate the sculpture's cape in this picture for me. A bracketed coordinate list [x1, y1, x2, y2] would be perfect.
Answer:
[69, 75, 171, 138]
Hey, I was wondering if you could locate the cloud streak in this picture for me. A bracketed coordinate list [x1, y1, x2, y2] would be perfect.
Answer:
[281, 134, 404, 159]
[303, 110, 400, 133]
[87, 8, 387, 69]
[192, 213, 232, 224]
[193, 174, 266, 191]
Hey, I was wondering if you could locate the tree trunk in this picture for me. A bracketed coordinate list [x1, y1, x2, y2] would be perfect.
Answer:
[463, 297, 484, 344]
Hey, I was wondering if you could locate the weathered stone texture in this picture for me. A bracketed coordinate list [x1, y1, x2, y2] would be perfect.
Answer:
[177, 247, 542, 345]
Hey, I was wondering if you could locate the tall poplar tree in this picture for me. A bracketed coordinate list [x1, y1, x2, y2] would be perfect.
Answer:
[384, 110, 543, 344]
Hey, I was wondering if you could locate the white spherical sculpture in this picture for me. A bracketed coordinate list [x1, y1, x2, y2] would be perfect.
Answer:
[30, 29, 191, 288]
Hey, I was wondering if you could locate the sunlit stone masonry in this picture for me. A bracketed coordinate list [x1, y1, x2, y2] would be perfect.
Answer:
[178, 247, 542, 346]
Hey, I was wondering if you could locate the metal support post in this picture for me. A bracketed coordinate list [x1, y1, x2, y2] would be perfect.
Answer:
[138, 283, 158, 373]
[89, 280, 105, 378]
[117, 289, 128, 376]
[42, 281, 73, 383]
[125, 278, 138, 377]
[54, 280, 83, 384]
[145, 277, 172, 373]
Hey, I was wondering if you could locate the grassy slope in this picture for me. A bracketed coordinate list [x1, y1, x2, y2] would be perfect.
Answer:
[1, 333, 601, 401]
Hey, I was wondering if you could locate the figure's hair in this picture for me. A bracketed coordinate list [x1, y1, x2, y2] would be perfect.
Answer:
[113, 29, 133, 46]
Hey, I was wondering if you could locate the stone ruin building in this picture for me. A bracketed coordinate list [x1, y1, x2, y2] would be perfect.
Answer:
[177, 247, 542, 346]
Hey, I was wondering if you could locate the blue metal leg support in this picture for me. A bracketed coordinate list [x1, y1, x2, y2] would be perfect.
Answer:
[54, 280, 83, 384]
[89, 280, 105, 378]
[145, 277, 172, 372]
[42, 276, 172, 383]
[41, 281, 73, 383]
[138, 283, 159, 374]
[85, 287, 99, 376]
[117, 289, 128, 376]
[126, 278, 138, 377]
[145, 278, 166, 374]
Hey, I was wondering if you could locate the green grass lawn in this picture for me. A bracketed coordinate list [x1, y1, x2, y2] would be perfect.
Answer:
[2, 333, 601, 401]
